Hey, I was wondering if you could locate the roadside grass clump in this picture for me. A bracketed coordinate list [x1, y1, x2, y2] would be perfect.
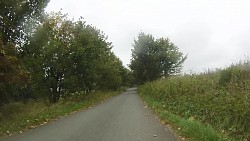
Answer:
[0, 90, 122, 136]
[138, 61, 250, 141]
[141, 94, 227, 141]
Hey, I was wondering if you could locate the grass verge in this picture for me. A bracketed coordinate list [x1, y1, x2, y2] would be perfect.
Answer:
[0, 90, 123, 137]
[140, 94, 232, 141]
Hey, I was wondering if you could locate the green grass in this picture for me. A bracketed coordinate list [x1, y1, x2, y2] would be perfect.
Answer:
[138, 61, 250, 141]
[141, 94, 229, 141]
[0, 90, 122, 136]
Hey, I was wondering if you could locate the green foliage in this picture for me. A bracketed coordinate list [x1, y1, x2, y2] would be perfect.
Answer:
[0, 0, 49, 44]
[0, 0, 48, 106]
[120, 67, 134, 87]
[21, 12, 128, 102]
[0, 40, 29, 105]
[140, 94, 227, 141]
[138, 61, 250, 140]
[95, 54, 123, 90]
[130, 32, 187, 84]
[0, 3, 133, 132]
[1, 1, 130, 105]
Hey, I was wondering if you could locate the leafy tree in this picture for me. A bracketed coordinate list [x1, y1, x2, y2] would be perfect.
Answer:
[0, 0, 49, 45]
[65, 21, 112, 93]
[23, 12, 127, 102]
[156, 38, 187, 77]
[120, 67, 134, 87]
[0, 39, 29, 105]
[0, 0, 49, 106]
[130, 32, 187, 84]
[96, 53, 123, 90]
[1, 1, 130, 105]
[23, 12, 75, 102]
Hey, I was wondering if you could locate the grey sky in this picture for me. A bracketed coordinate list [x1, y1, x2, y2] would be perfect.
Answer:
[46, 0, 250, 73]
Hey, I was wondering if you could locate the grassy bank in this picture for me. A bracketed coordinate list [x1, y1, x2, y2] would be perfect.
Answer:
[0, 90, 122, 136]
[140, 94, 228, 141]
[138, 61, 250, 141]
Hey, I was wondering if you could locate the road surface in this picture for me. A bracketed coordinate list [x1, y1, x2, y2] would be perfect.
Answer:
[0, 88, 177, 141]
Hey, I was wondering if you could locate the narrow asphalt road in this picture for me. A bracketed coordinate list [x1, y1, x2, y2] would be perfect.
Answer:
[0, 88, 177, 141]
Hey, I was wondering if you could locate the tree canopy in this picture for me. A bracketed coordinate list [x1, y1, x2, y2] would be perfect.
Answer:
[22, 12, 129, 102]
[130, 32, 187, 84]
[0, 0, 49, 44]
[0, 7, 131, 104]
[0, 0, 49, 105]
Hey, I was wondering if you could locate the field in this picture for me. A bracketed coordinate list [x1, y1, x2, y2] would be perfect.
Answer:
[138, 61, 250, 141]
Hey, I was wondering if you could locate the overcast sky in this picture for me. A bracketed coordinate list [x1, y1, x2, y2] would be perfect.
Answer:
[46, 0, 250, 73]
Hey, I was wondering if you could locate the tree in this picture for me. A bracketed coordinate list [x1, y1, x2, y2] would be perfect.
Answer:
[0, 39, 29, 105]
[120, 67, 134, 87]
[156, 38, 187, 77]
[23, 12, 128, 102]
[130, 32, 187, 84]
[0, 0, 49, 45]
[0, 0, 49, 105]
[23, 12, 76, 102]
[1, 2, 130, 104]
[95, 53, 123, 90]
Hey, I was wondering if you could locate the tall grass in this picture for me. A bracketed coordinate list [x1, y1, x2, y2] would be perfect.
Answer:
[138, 61, 250, 140]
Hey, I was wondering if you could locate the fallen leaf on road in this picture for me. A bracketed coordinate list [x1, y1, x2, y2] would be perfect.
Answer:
[29, 125, 37, 129]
